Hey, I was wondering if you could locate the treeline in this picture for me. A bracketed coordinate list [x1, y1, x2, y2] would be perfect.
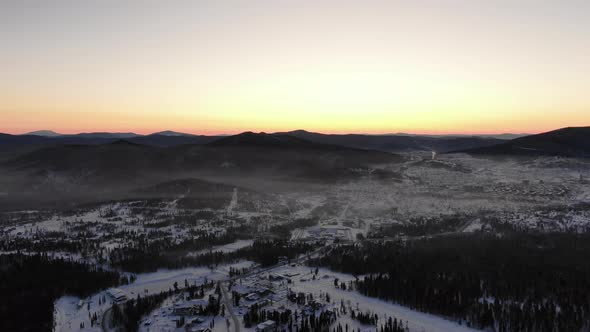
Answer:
[235, 239, 316, 266]
[110, 247, 233, 272]
[369, 213, 471, 238]
[108, 228, 244, 272]
[0, 253, 121, 332]
[0, 211, 52, 228]
[110, 238, 316, 272]
[336, 294, 407, 332]
[2, 234, 91, 252]
[229, 265, 251, 277]
[309, 233, 590, 331]
[243, 305, 293, 327]
[245, 288, 408, 332]
[244, 307, 336, 332]
[244, 298, 407, 332]
[350, 310, 378, 326]
[112, 290, 171, 331]
[378, 317, 408, 332]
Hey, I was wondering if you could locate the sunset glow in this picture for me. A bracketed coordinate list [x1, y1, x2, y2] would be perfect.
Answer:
[2, 0, 589, 135]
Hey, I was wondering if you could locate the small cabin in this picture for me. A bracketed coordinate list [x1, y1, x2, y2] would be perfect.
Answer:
[255, 320, 276, 332]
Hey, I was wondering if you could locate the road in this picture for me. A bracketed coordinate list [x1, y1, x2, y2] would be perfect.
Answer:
[102, 300, 128, 332]
[219, 282, 240, 332]
[101, 306, 113, 332]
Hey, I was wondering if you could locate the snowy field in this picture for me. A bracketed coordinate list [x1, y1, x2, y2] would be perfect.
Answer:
[272, 265, 479, 332]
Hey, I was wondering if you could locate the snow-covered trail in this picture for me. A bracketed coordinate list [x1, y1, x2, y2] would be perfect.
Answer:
[227, 188, 238, 216]
[338, 201, 350, 224]
[220, 283, 240, 332]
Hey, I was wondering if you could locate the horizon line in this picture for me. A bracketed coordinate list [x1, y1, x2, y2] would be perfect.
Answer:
[1, 128, 546, 137]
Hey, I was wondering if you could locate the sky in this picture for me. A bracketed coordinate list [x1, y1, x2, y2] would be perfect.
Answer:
[1, 0, 589, 135]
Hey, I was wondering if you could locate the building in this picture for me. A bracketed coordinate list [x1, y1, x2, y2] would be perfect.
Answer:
[232, 284, 253, 296]
[185, 321, 211, 332]
[173, 299, 208, 316]
[255, 320, 276, 332]
[283, 272, 300, 278]
[269, 274, 291, 283]
[186, 328, 211, 332]
[257, 288, 274, 297]
[106, 288, 128, 304]
[249, 299, 270, 308]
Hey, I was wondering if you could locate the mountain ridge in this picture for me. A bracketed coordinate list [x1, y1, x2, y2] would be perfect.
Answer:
[454, 126, 590, 157]
[1, 127, 585, 155]
[24, 130, 63, 137]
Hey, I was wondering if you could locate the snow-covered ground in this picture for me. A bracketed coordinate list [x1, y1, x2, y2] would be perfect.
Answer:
[53, 261, 256, 332]
[54, 295, 105, 332]
[188, 239, 255, 257]
[128, 263, 481, 332]
[274, 265, 480, 332]
[54, 258, 482, 332]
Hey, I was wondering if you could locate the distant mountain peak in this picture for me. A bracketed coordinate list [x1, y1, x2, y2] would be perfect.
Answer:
[208, 131, 320, 148]
[288, 129, 311, 134]
[151, 130, 193, 137]
[286, 129, 319, 134]
[24, 130, 62, 137]
[74, 132, 139, 138]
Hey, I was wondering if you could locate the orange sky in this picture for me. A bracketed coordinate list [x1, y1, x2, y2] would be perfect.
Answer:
[1, 1, 589, 135]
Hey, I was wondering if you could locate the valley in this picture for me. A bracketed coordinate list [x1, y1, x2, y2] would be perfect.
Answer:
[1, 136, 589, 331]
